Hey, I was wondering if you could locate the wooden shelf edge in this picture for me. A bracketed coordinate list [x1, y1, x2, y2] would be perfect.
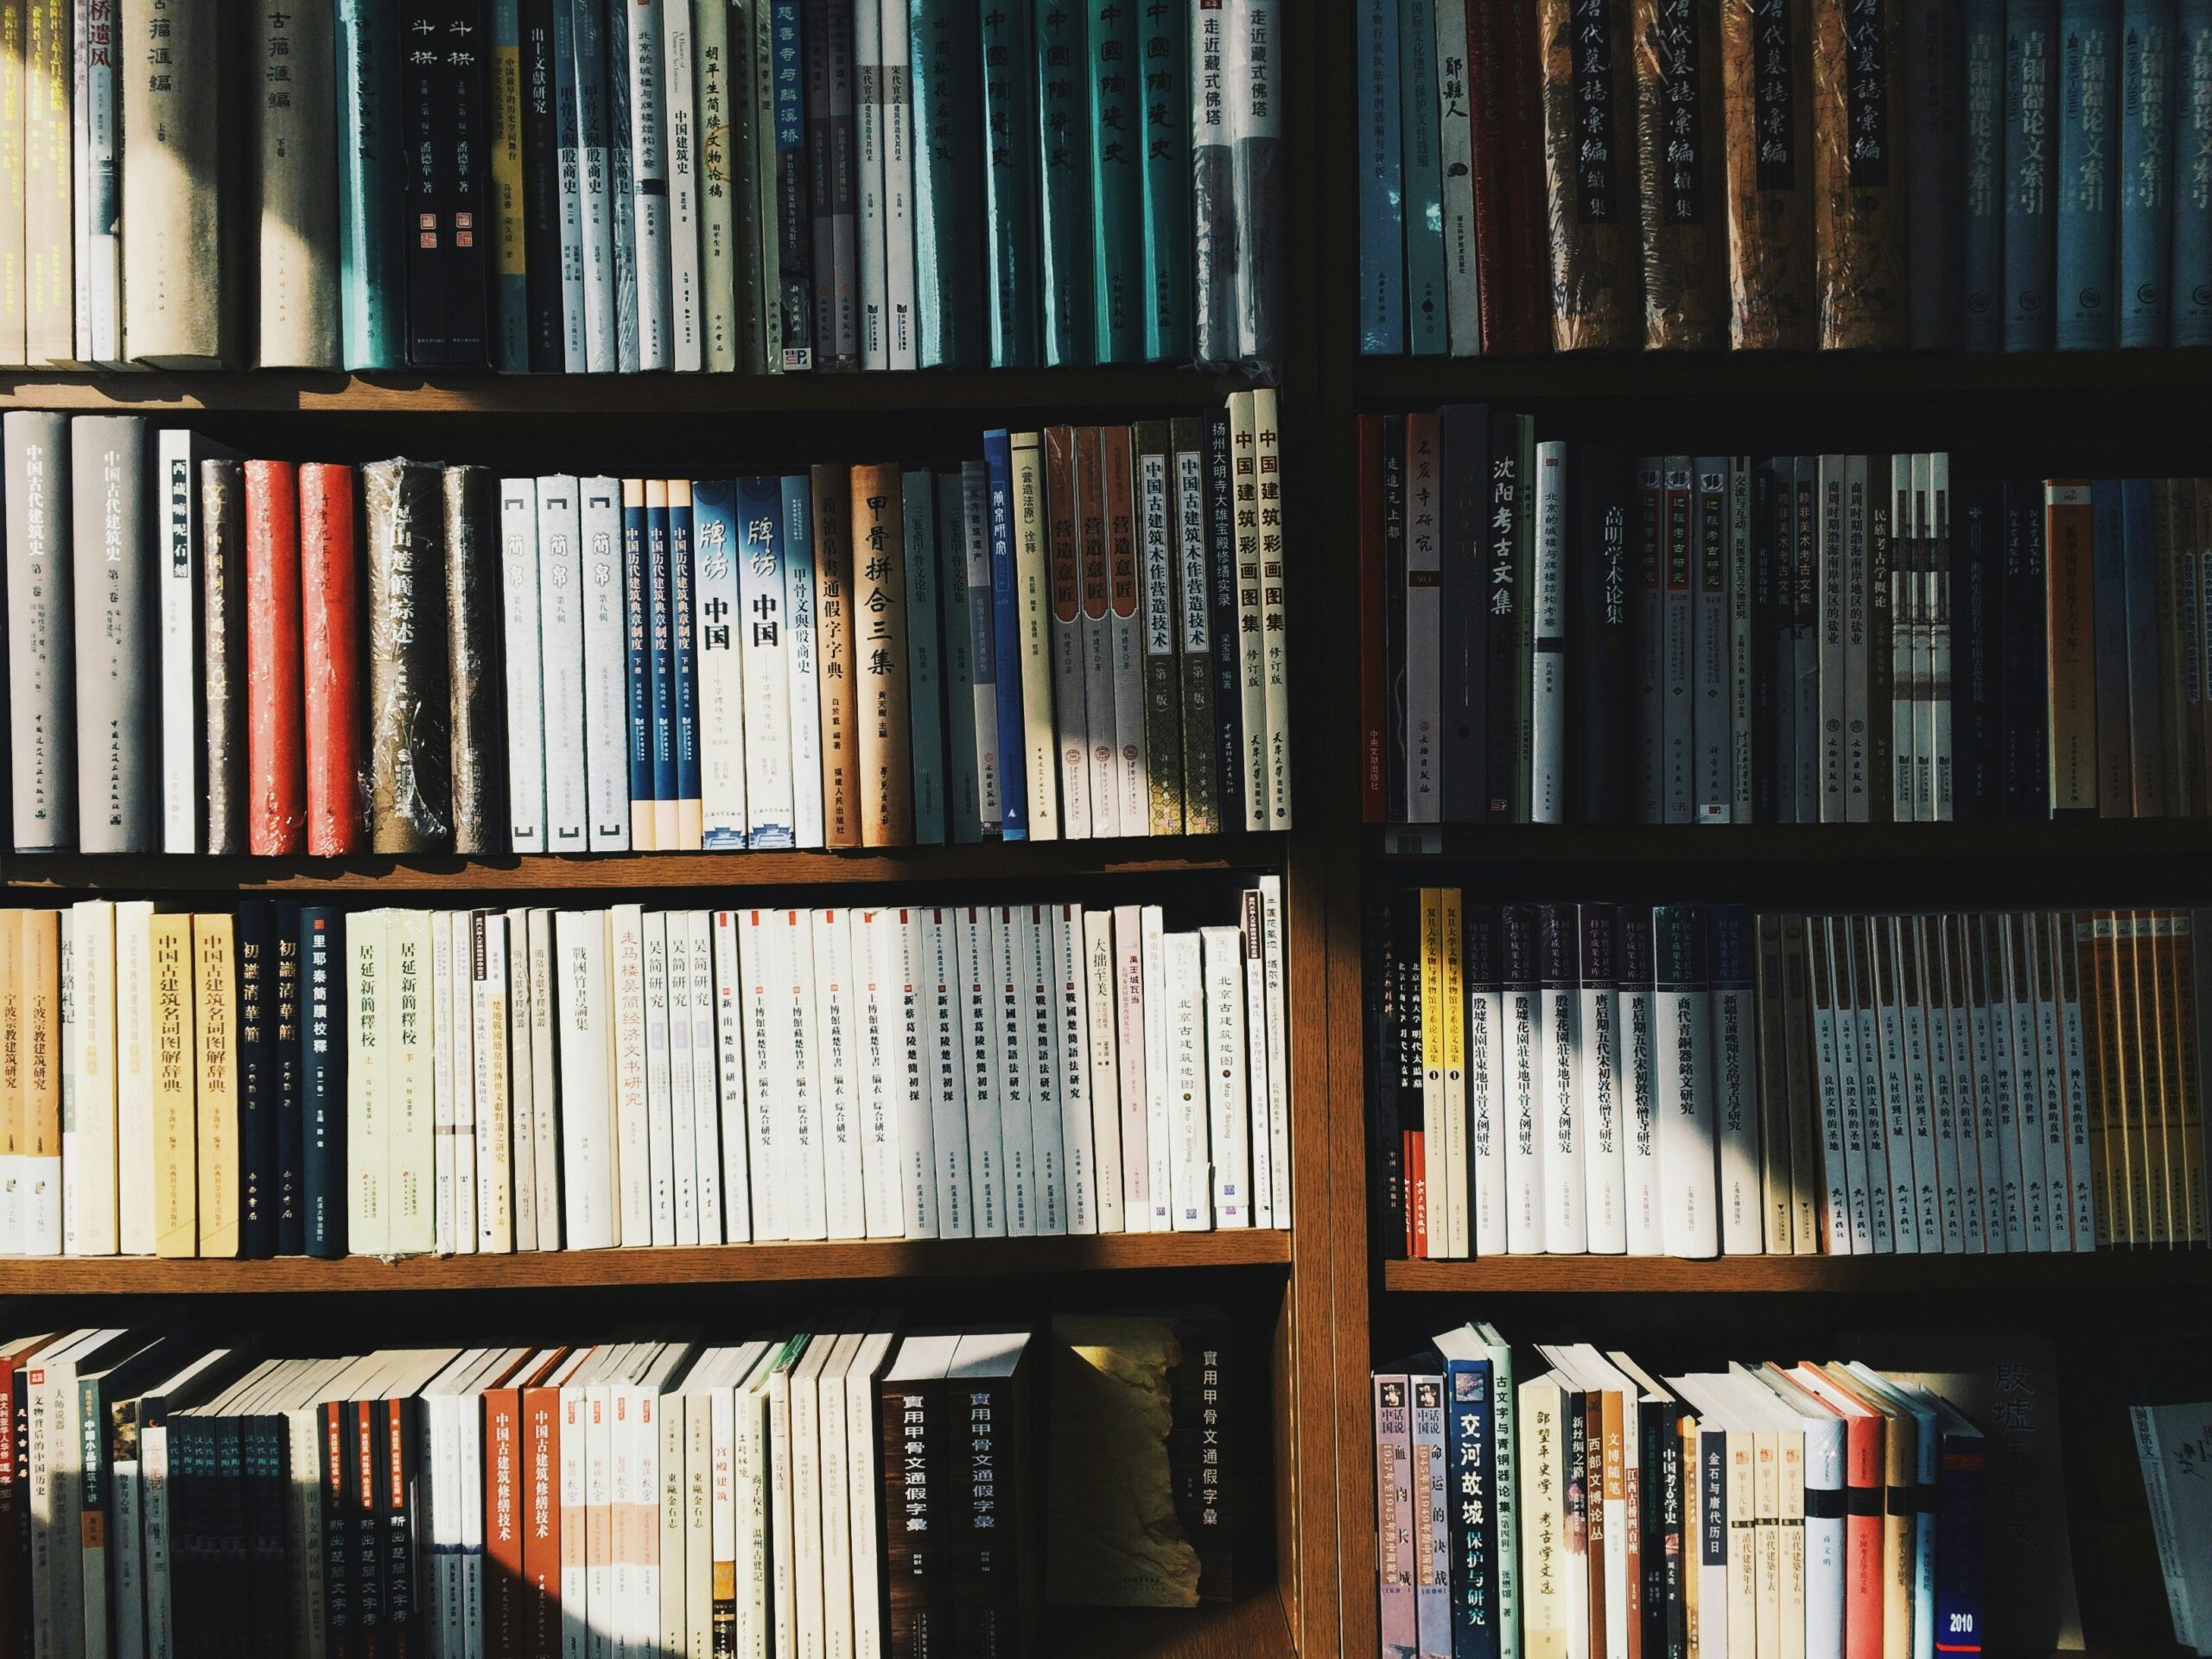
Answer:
[1065, 1591, 1292, 1659]
[3, 836, 1285, 893]
[1370, 820, 2212, 864]
[1382, 1252, 2212, 1294]
[0, 1230, 1292, 1294]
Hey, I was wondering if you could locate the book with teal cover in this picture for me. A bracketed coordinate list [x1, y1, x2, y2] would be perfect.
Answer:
[337, 0, 405, 369]
[1398, 0, 1446, 355]
[912, 0, 984, 366]
[2005, 0, 2059, 348]
[1088, 0, 1144, 362]
[2117, 0, 2177, 346]
[980, 0, 1041, 366]
[1034, 0, 1095, 365]
[1137, 0, 1192, 362]
[1964, 0, 2007, 350]
[1356, 0, 1403, 353]
[2055, 0, 2119, 348]
[2176, 0, 2212, 341]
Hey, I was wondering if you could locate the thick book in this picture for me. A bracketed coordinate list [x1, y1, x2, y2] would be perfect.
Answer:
[1654, 903, 1719, 1258]
[1045, 430, 1094, 837]
[1907, 0, 1965, 350]
[1536, 0, 1640, 349]
[2056, 0, 2121, 348]
[979, 0, 1040, 366]
[445, 467, 504, 855]
[2117, 0, 2173, 347]
[1356, 0, 1405, 353]
[1400, 0, 1447, 357]
[1811, 0, 1908, 347]
[850, 466, 914, 846]
[2176, 0, 2212, 346]
[242, 458, 307, 857]
[1438, 405, 1488, 825]
[119, 0, 238, 365]
[5, 410, 74, 850]
[1137, 0, 1191, 360]
[1191, 0, 1236, 364]
[300, 464, 365, 856]
[1963, 0, 2006, 349]
[500, 480, 547, 851]
[1720, 0, 1815, 348]
[256, 0, 341, 368]
[1172, 418, 1220, 833]
[1631, 0, 1726, 349]
[364, 461, 454, 853]
[911, 0, 982, 366]
[71, 416, 155, 853]
[2005, 0, 2061, 347]
[1136, 422, 1185, 834]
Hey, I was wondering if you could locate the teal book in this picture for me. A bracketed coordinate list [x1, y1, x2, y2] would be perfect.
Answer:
[1088, 0, 1143, 361]
[1964, 0, 2006, 349]
[2117, 0, 2177, 346]
[912, 0, 985, 365]
[337, 0, 405, 369]
[980, 0, 1041, 366]
[2055, 0, 2119, 348]
[2176, 0, 2212, 341]
[1034, 0, 1095, 365]
[1398, 0, 1446, 355]
[1137, 0, 1191, 361]
[901, 471, 948, 845]
[2005, 0, 2059, 348]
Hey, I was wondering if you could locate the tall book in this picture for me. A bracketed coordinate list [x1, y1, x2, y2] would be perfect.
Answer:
[1811, 0, 1909, 347]
[71, 416, 155, 853]
[1535, 0, 1640, 349]
[242, 458, 306, 857]
[364, 461, 454, 854]
[120, 0, 238, 365]
[1719, 0, 1815, 348]
[6, 410, 73, 850]
[1630, 0, 1726, 349]
[851, 466, 913, 847]
[911, 0, 982, 365]
[256, 0, 341, 367]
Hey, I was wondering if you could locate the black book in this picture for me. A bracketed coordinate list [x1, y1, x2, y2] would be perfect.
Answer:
[1758, 458, 1795, 823]
[443, 0, 493, 366]
[273, 900, 305, 1255]
[1954, 473, 2004, 821]
[1381, 416, 1408, 822]
[242, 1407, 290, 1653]
[214, 1404, 253, 1651]
[1204, 409, 1245, 833]
[776, 0, 816, 367]
[804, 0, 838, 366]
[236, 900, 277, 1260]
[2000, 479, 2046, 817]
[1439, 404, 1489, 826]
[519, 0, 566, 369]
[1574, 446, 1636, 824]
[1867, 454, 1894, 826]
[1484, 414, 1527, 822]
[383, 1392, 424, 1656]
[401, 0, 450, 365]
[946, 1331, 1035, 1655]
[353, 1395, 385, 1655]
[1365, 891, 1405, 1258]
[301, 907, 346, 1259]
[319, 1389, 353, 1656]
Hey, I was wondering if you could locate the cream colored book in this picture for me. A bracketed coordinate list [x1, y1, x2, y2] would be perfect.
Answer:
[1011, 430, 1059, 841]
[20, 908, 61, 1254]
[149, 913, 196, 1258]
[118, 0, 230, 365]
[190, 912, 239, 1256]
[842, 1322, 899, 1659]
[610, 903, 654, 1246]
[473, 911, 515, 1254]
[506, 904, 540, 1252]
[65, 899, 118, 1255]
[252, 0, 339, 366]
[113, 901, 156, 1255]
[765, 1336, 809, 1659]
[25, 0, 77, 365]
[0, 909, 22, 1250]
[0, 0, 24, 366]
[388, 909, 435, 1255]
[347, 910, 390, 1256]
[789, 1332, 837, 1658]
[814, 1329, 867, 1659]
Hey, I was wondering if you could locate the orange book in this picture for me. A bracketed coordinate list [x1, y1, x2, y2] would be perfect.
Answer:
[849, 465, 912, 848]
[2042, 481, 2097, 817]
[810, 464, 860, 848]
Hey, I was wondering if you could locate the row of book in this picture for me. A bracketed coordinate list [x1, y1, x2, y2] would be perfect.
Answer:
[1365, 894, 2212, 1261]
[9, 0, 1284, 375]
[1357, 0, 2212, 356]
[1357, 419, 2212, 828]
[3, 397, 1290, 858]
[1371, 1322, 1989, 1659]
[0, 886, 1292, 1261]
[0, 1313, 1232, 1659]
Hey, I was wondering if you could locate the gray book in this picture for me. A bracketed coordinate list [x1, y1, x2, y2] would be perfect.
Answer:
[1692, 456, 1731, 823]
[71, 416, 156, 853]
[1789, 459, 1819, 824]
[1230, 0, 1284, 365]
[901, 472, 946, 846]
[5, 410, 74, 850]
[199, 458, 248, 855]
[255, 0, 340, 367]
[937, 472, 982, 844]
[1661, 456, 1694, 824]
[607, 0, 642, 372]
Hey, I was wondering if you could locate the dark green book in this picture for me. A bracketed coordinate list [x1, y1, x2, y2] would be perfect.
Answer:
[1136, 0, 1191, 362]
[1086, 0, 1142, 361]
[1033, 0, 1094, 365]
[979, 0, 1041, 365]
[912, 0, 985, 365]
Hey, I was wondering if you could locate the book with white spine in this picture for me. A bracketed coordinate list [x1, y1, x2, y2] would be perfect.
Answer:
[432, 912, 458, 1255]
[879, 0, 918, 365]
[156, 430, 234, 854]
[1255, 390, 1290, 825]
[609, 903, 653, 1247]
[1709, 906, 1763, 1255]
[1052, 906, 1099, 1235]
[685, 912, 722, 1243]
[1021, 906, 1069, 1235]
[1141, 906, 1174, 1231]
[814, 1329, 864, 1659]
[1728, 457, 1754, 822]
[472, 912, 515, 1254]
[499, 479, 547, 851]
[1530, 442, 1569, 823]
[1946, 914, 1989, 1254]
[1894, 454, 1919, 821]
[2027, 912, 2073, 1248]
[813, 909, 867, 1241]
[1805, 920, 1854, 1255]
[1998, 913, 2051, 1250]
[779, 909, 828, 1240]
[505, 903, 540, 1251]
[736, 475, 794, 848]
[783, 476, 826, 849]
[1535, 906, 1585, 1254]
[114, 901, 154, 1255]
[852, 909, 905, 1238]
[1257, 874, 1292, 1228]
[664, 909, 702, 1247]
[1467, 906, 1510, 1257]
[1082, 910, 1126, 1234]
[1500, 906, 1544, 1254]
[1654, 905, 1719, 1258]
[854, 0, 888, 368]
[527, 907, 563, 1249]
[691, 479, 748, 849]
[391, 910, 437, 1256]
[1965, 915, 2013, 1251]
[1616, 910, 1665, 1255]
[664, 0, 703, 370]
[961, 463, 1003, 835]
[1162, 930, 1211, 1230]
[2054, 912, 2096, 1251]
[957, 907, 1011, 1238]
[741, 912, 789, 1243]
[920, 909, 974, 1237]
[1836, 917, 1884, 1252]
[580, 478, 632, 850]
[1579, 905, 1627, 1255]
[1012, 434, 1060, 840]
[574, 0, 620, 370]
[711, 911, 752, 1243]
[869, 908, 936, 1238]
[1241, 891, 1274, 1231]
[1929, 453, 1954, 819]
[628, 0, 673, 367]
[1200, 924, 1250, 1228]
[65, 901, 118, 1255]
[535, 477, 590, 849]
[1885, 916, 1939, 1250]
[1910, 916, 1967, 1254]
[555, 910, 616, 1249]
[1113, 906, 1151, 1231]
[1843, 454, 1872, 823]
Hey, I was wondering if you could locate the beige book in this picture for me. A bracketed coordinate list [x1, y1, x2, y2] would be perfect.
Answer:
[149, 914, 195, 1257]
[191, 912, 239, 1256]
[1011, 431, 1059, 841]
[66, 899, 118, 1255]
[253, 0, 339, 366]
[22, 0, 73, 364]
[0, 909, 20, 1251]
[21, 907, 60, 1253]
[390, 909, 435, 1255]
[114, 902, 156, 1255]
[118, 0, 233, 365]
[348, 911, 389, 1255]
[0, 0, 24, 365]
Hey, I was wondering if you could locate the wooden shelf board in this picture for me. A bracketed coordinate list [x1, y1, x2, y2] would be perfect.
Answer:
[1370, 819, 2212, 865]
[1382, 1252, 2212, 1294]
[0, 1231, 1291, 1294]
[1065, 1592, 1292, 1659]
[3, 836, 1283, 893]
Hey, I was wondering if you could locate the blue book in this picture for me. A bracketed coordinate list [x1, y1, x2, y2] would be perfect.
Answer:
[2120, 475, 2161, 810]
[1357, 0, 1405, 353]
[1086, 0, 1144, 362]
[2056, 0, 2120, 347]
[649, 486, 677, 843]
[735, 475, 795, 850]
[301, 908, 345, 1257]
[2091, 479, 2130, 811]
[236, 900, 277, 1260]
[2174, 0, 2212, 340]
[624, 483, 655, 842]
[1399, 0, 1446, 355]
[336, 0, 404, 368]
[1965, 0, 2009, 348]
[781, 474, 823, 847]
[980, 0, 1041, 367]
[983, 430, 1028, 842]
[900, 472, 948, 846]
[1137, 0, 1192, 361]
[1437, 1349, 1499, 1659]
[1033, 0, 1094, 365]
[1924, 1400, 1987, 1656]
[273, 899, 304, 1256]
[2005, 0, 2060, 347]
[670, 487, 702, 844]
[2119, 0, 2178, 345]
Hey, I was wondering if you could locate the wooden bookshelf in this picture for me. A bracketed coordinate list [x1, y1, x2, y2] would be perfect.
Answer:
[1370, 819, 2212, 864]
[1382, 1252, 2212, 1294]
[1066, 1592, 1294, 1659]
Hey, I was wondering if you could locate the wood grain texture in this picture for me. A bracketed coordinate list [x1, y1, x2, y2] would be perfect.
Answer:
[1383, 1252, 2212, 1294]
[1376, 820, 2212, 864]
[1062, 1590, 1293, 1659]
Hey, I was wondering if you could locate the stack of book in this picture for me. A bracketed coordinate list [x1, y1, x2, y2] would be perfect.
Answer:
[3, 395, 1289, 857]
[0, 886, 1291, 1260]
[1366, 892, 2212, 1260]
[7, 0, 1284, 374]
[1371, 1323, 1989, 1659]
[0, 1313, 1231, 1659]
[1358, 418, 2212, 827]
[1360, 0, 2212, 354]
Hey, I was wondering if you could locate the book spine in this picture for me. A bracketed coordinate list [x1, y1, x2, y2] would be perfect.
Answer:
[236, 902, 277, 1258]
[1537, 0, 1640, 349]
[1907, 0, 1965, 349]
[1138, 0, 1191, 359]
[399, 0, 452, 365]
[735, 475, 794, 849]
[670, 484, 703, 845]
[2044, 480, 2098, 813]
[1812, 0, 1908, 346]
[256, 0, 341, 367]
[68, 416, 151, 853]
[1728, 456, 1755, 821]
[880, 0, 917, 365]
[2056, 0, 2120, 347]
[1631, 0, 1726, 349]
[1721, 0, 1816, 347]
[690, 480, 746, 848]
[766, 0, 810, 367]
[911, 0, 980, 365]
[1655, 903, 1719, 1257]
[1135, 423, 1185, 835]
[518, 0, 566, 369]
[854, 0, 887, 367]
[243, 457, 307, 857]
[645, 481, 680, 848]
[0, 3, 25, 366]
[1531, 442, 1569, 824]
[2118, 0, 2177, 346]
[1439, 405, 1488, 826]
[979, 0, 1040, 367]
[487, 0, 530, 372]
[809, 463, 859, 848]
[2005, 0, 2063, 346]
[1046, 430, 1093, 838]
[299, 464, 366, 857]
[365, 460, 455, 854]
[1171, 420, 1219, 835]
[1190, 0, 1233, 364]
[1355, 0, 1403, 352]
[499, 480, 547, 852]
[1662, 458, 1694, 823]
[1091, 0, 1147, 359]
[447, 467, 505, 854]
[666, 0, 704, 370]
[1962, 0, 2007, 347]
[332, 2, 404, 367]
[156, 431, 202, 854]
[1692, 457, 1730, 823]
[849, 467, 913, 846]
[2174, 0, 2212, 343]
[697, 0, 741, 371]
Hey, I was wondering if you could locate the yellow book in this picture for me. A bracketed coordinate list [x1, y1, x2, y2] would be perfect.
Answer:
[20, 908, 60, 1252]
[150, 914, 196, 1258]
[0, 910, 19, 1250]
[193, 912, 239, 1258]
[22, 0, 72, 365]
[0, 0, 24, 365]
[1418, 887, 1445, 1257]
[1440, 887, 1469, 1259]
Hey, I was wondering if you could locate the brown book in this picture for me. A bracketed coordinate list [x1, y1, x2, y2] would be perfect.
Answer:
[364, 459, 454, 854]
[1810, 0, 1907, 349]
[811, 463, 860, 849]
[2075, 912, 2114, 1247]
[1630, 0, 1726, 349]
[199, 457, 249, 855]
[2042, 480, 2096, 818]
[849, 464, 912, 848]
[1719, 0, 1815, 348]
[1537, 0, 1642, 350]
[2171, 914, 2208, 1242]
[1498, 0, 1554, 354]
[443, 465, 504, 856]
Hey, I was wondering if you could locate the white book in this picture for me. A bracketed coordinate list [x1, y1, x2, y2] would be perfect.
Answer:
[1503, 914, 1544, 1254]
[1530, 442, 1569, 823]
[113, 901, 154, 1255]
[1846, 915, 1891, 1253]
[432, 912, 460, 1256]
[473, 912, 515, 1254]
[1580, 907, 1627, 1255]
[348, 912, 391, 1255]
[1710, 910, 1763, 1255]
[1082, 910, 1127, 1234]
[1940, 914, 1987, 1254]
[391, 915, 435, 1256]
[559, 1354, 595, 1659]
[1998, 913, 2050, 1250]
[813, 908, 867, 1241]
[1468, 911, 1511, 1257]
[439, 912, 476, 1258]
[1162, 931, 1211, 1230]
[580, 478, 633, 850]
[1052, 906, 1099, 1235]
[1109, 448, 1150, 839]
[736, 477, 794, 848]
[2056, 913, 2096, 1252]
[155, 431, 219, 855]
[1200, 925, 1250, 1228]
[684, 913, 722, 1244]
[508, 910, 540, 1255]
[1894, 918, 1945, 1251]
[526, 909, 564, 1249]
[1913, 917, 1967, 1253]
[1141, 906, 1175, 1231]
[609, 903, 654, 1247]
[553, 0, 588, 372]
[1654, 906, 1719, 1258]
[810, 1331, 863, 1659]
[1826, 918, 1873, 1253]
[711, 912, 753, 1243]
[1872, 914, 1920, 1253]
[1843, 454, 1872, 823]
[784, 479, 826, 849]
[1240, 892, 1275, 1232]
[664, 0, 704, 371]
[854, 0, 889, 369]
[1727, 458, 1755, 823]
[1021, 906, 1069, 1235]
[1749, 1367, 1847, 1659]
[664, 911, 702, 1248]
[501, 479, 548, 852]
[864, 908, 933, 1239]
[1138, 434, 1179, 836]
[691, 482, 749, 850]
[555, 911, 618, 1250]
[2028, 913, 2074, 1249]
[960, 465, 1003, 835]
[535, 478, 591, 849]
[628, 0, 674, 368]
[1113, 906, 1151, 1232]
[1257, 875, 1293, 1229]
[1967, 915, 2015, 1251]
[1255, 391, 1290, 825]
[1929, 454, 1954, 820]
[1895, 455, 1921, 822]
[781, 911, 828, 1240]
[957, 907, 1010, 1237]
[1402, 412, 1441, 824]
[993, 906, 1042, 1236]
[56, 913, 73, 1254]
[766, 1342, 800, 1659]
[920, 909, 974, 1238]
[741, 909, 791, 1243]
[840, 1325, 897, 1659]
[878, 0, 918, 367]
[65, 900, 118, 1255]
[1538, 908, 1586, 1254]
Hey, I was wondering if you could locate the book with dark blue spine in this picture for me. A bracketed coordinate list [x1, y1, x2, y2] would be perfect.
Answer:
[492, 0, 527, 371]
[1964, 0, 2008, 349]
[1205, 409, 1246, 834]
[519, 0, 565, 369]
[1577, 447, 1637, 827]
[980, 0, 1042, 366]
[1910, 0, 1966, 351]
[2173, 0, 2212, 342]
[901, 473, 948, 845]
[274, 899, 305, 1256]
[2120, 475, 2162, 812]
[2092, 479, 2132, 813]
[1136, 0, 1192, 361]
[649, 486, 678, 842]
[1433, 1338, 1499, 1659]
[1087, 0, 1144, 362]
[1399, 0, 1446, 355]
[984, 430, 1029, 841]
[2118, 0, 2177, 346]
[1925, 1394, 1988, 1654]
[2005, 0, 2060, 348]
[912, 0, 982, 367]
[774, 0, 817, 368]
[336, 0, 406, 369]
[670, 486, 702, 846]
[607, 0, 642, 371]
[1438, 405, 1488, 825]
[2055, 0, 2120, 347]
[1033, 0, 1093, 365]
[236, 900, 277, 1259]
[624, 483, 656, 842]
[1356, 0, 1404, 353]
[301, 907, 345, 1257]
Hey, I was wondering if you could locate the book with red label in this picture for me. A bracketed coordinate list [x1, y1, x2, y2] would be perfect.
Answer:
[300, 462, 365, 855]
[244, 461, 307, 855]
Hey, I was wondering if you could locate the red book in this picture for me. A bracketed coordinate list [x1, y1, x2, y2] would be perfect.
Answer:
[1405, 1128, 1428, 1259]
[244, 460, 306, 855]
[520, 1359, 571, 1659]
[299, 463, 365, 855]
[1357, 416, 1386, 824]
[1465, 0, 1516, 356]
[1498, 0, 1552, 355]
[483, 1370, 528, 1659]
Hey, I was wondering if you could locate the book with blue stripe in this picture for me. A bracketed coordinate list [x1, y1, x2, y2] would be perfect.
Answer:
[912, 0, 983, 366]
[782, 473, 827, 847]
[1430, 1330, 1500, 1659]
[736, 474, 796, 849]
[336, 0, 406, 369]
[670, 483, 703, 848]
[901, 471, 948, 845]
[2173, 0, 2212, 342]
[1137, 0, 1192, 361]
[2117, 0, 2177, 347]
[1357, 0, 1404, 353]
[980, 0, 1041, 367]
[1034, 0, 1094, 366]
[623, 480, 656, 846]
[985, 429, 1030, 841]
[1088, 0, 1145, 362]
[647, 482, 679, 847]
[1398, 0, 1446, 356]
[1964, 0, 2007, 350]
[2005, 0, 2059, 349]
[2055, 0, 2120, 348]
[938, 470, 984, 842]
